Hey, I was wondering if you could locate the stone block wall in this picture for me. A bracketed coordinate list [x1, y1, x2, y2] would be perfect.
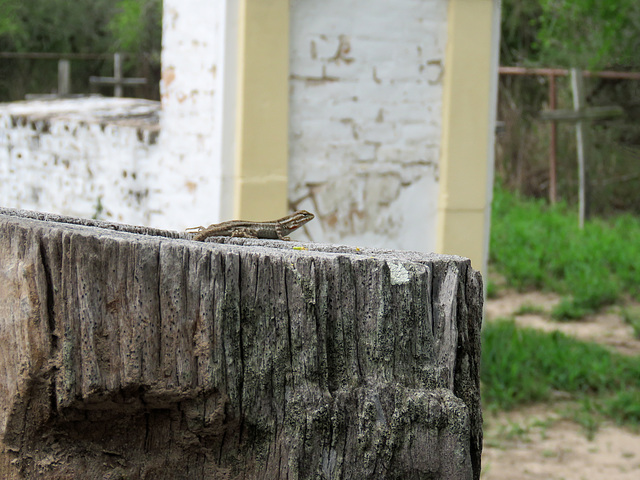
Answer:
[0, 97, 160, 224]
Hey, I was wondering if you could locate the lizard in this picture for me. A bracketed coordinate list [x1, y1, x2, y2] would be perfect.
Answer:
[187, 210, 315, 242]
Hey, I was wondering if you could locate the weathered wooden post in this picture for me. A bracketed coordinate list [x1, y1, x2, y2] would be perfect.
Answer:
[57, 59, 71, 96]
[539, 69, 624, 228]
[0, 208, 483, 480]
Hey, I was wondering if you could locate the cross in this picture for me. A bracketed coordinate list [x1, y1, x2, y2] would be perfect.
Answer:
[539, 68, 623, 228]
[89, 53, 147, 97]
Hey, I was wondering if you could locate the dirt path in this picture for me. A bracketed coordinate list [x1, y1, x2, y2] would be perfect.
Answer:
[481, 290, 640, 479]
[483, 406, 640, 480]
[485, 290, 640, 356]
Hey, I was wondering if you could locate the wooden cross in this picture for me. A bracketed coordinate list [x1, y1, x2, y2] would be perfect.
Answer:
[89, 53, 146, 97]
[539, 68, 623, 228]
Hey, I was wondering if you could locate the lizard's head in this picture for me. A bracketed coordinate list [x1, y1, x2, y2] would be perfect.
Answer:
[281, 210, 315, 230]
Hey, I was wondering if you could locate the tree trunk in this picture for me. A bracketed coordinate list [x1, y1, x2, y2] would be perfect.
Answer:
[0, 208, 483, 479]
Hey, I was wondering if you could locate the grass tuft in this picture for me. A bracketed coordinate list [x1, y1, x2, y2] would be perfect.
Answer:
[514, 302, 547, 316]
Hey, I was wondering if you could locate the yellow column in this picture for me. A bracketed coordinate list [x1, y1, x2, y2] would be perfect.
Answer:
[437, 0, 500, 275]
[234, 0, 290, 219]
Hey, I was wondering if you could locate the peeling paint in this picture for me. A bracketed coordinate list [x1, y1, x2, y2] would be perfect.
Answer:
[372, 67, 382, 84]
[327, 35, 355, 65]
[289, 0, 447, 252]
[290, 65, 339, 85]
[426, 59, 444, 85]
[162, 67, 176, 87]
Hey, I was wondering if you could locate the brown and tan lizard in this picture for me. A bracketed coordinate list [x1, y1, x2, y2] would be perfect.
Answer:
[187, 210, 314, 241]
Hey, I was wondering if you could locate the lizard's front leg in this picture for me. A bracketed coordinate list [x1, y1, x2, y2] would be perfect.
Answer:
[231, 227, 260, 238]
[275, 224, 290, 240]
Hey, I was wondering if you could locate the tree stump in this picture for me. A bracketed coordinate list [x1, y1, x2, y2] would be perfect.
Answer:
[0, 208, 483, 480]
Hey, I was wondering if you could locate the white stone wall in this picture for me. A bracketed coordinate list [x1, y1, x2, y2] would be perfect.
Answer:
[289, 0, 448, 251]
[0, 1, 232, 231]
[0, 0, 451, 249]
[153, 0, 235, 229]
[0, 98, 159, 224]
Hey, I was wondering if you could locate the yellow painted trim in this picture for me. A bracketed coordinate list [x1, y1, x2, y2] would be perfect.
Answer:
[437, 0, 500, 275]
[234, 0, 289, 219]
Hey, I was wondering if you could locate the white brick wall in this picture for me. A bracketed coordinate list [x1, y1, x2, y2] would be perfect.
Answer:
[153, 0, 234, 229]
[0, 98, 159, 224]
[289, 0, 448, 251]
[0, 0, 451, 250]
[0, 0, 234, 231]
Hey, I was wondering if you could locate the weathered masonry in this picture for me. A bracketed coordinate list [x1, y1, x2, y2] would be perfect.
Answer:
[0, 208, 483, 479]
[0, 98, 160, 224]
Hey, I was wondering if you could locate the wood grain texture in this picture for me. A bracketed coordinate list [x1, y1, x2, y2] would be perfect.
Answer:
[0, 208, 483, 480]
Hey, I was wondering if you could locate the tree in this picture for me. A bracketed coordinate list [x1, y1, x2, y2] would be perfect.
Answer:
[536, 0, 640, 69]
[497, 0, 640, 214]
[109, 0, 162, 60]
[0, 0, 161, 100]
[500, 0, 640, 70]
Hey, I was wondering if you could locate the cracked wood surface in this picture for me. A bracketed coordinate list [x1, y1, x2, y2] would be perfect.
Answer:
[0, 208, 483, 480]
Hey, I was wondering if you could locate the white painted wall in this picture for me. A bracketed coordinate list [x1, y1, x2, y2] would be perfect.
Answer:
[289, 0, 448, 251]
[0, 98, 159, 224]
[0, 1, 234, 231]
[1, 0, 451, 250]
[153, 0, 235, 229]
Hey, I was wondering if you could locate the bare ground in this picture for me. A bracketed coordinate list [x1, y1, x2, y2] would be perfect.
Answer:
[482, 289, 640, 479]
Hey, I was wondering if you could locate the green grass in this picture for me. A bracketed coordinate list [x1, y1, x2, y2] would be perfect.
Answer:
[514, 302, 547, 316]
[485, 187, 640, 430]
[481, 320, 640, 428]
[490, 185, 640, 317]
[486, 279, 498, 299]
[621, 306, 640, 339]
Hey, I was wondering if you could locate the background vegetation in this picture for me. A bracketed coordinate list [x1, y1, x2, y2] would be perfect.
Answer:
[490, 185, 640, 318]
[498, 0, 640, 215]
[482, 320, 640, 433]
[486, 184, 640, 430]
[0, 0, 161, 100]
[501, 0, 640, 69]
[485, 0, 640, 433]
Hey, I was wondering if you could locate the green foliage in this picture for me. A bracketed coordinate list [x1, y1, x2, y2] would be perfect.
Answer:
[0, 0, 23, 43]
[482, 320, 640, 426]
[0, 0, 116, 53]
[536, 0, 640, 69]
[482, 320, 620, 408]
[108, 0, 162, 57]
[601, 390, 640, 426]
[551, 298, 590, 321]
[501, 0, 640, 69]
[0, 0, 161, 100]
[490, 185, 640, 315]
[514, 303, 547, 316]
[498, 2, 640, 214]
[0, 0, 161, 55]
[564, 398, 601, 439]
[500, 1, 542, 65]
[485, 279, 498, 299]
